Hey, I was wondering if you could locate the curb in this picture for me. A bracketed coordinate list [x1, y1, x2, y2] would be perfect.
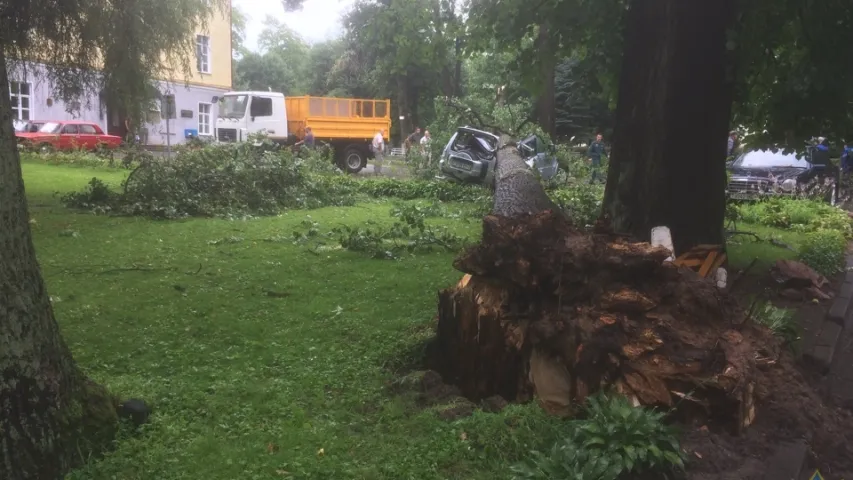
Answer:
[804, 254, 853, 372]
[827, 279, 853, 325]
[803, 321, 843, 372]
[761, 440, 808, 480]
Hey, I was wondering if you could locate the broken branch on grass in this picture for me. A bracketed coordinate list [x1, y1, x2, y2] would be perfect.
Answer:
[728, 257, 759, 294]
[56, 263, 203, 276]
[726, 230, 795, 251]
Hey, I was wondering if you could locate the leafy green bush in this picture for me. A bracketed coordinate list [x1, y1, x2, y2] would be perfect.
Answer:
[548, 184, 605, 227]
[62, 143, 355, 218]
[21, 145, 154, 170]
[737, 198, 853, 236]
[61, 178, 117, 214]
[351, 177, 490, 202]
[512, 393, 684, 480]
[798, 229, 848, 276]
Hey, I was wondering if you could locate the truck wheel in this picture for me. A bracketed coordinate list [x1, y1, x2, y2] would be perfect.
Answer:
[343, 147, 366, 174]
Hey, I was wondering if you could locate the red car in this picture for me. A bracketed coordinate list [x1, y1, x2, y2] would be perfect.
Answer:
[16, 120, 123, 152]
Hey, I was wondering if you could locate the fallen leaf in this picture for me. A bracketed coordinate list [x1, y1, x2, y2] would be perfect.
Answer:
[460, 431, 468, 441]
[267, 443, 279, 453]
[699, 425, 709, 432]
[275, 469, 291, 476]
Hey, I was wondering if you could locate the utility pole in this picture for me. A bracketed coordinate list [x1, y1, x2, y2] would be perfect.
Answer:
[165, 94, 174, 158]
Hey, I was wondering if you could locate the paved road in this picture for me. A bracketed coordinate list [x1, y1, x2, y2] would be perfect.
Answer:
[358, 163, 411, 179]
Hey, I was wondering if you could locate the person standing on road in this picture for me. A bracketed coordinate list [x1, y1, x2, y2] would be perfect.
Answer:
[420, 130, 431, 159]
[587, 133, 606, 184]
[372, 129, 386, 175]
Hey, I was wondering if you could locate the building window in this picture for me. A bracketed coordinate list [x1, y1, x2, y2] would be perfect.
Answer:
[198, 102, 212, 135]
[196, 35, 211, 74]
[9, 82, 31, 120]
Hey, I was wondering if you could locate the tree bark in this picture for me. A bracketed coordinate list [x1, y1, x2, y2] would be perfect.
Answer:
[603, 0, 737, 255]
[492, 137, 562, 217]
[0, 55, 118, 480]
[535, 22, 557, 138]
[396, 75, 412, 140]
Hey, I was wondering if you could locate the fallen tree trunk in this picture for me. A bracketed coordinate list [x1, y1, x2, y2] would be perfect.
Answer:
[427, 137, 764, 431]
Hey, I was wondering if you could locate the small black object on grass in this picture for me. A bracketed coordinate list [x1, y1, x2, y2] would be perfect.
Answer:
[118, 398, 152, 427]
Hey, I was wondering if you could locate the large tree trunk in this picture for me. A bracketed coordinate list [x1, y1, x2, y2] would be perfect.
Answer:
[603, 0, 736, 255]
[535, 23, 557, 138]
[396, 75, 412, 140]
[0, 57, 118, 480]
[427, 135, 761, 431]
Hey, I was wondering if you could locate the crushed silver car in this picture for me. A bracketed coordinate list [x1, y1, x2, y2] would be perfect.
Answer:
[438, 126, 559, 186]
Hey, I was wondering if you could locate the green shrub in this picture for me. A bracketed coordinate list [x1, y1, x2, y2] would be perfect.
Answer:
[737, 198, 853, 236]
[548, 184, 605, 227]
[59, 142, 491, 218]
[62, 143, 355, 218]
[798, 229, 847, 276]
[512, 393, 684, 480]
[21, 147, 151, 170]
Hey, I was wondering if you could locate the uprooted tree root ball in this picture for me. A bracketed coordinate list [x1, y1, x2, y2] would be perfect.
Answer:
[423, 210, 853, 476]
[427, 210, 764, 430]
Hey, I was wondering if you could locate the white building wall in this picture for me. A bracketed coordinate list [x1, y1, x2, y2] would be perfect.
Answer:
[140, 81, 229, 146]
[8, 63, 230, 146]
[7, 63, 104, 131]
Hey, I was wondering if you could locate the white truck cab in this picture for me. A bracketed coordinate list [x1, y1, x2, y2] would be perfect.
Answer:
[215, 91, 290, 144]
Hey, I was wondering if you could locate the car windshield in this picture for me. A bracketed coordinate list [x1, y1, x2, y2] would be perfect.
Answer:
[220, 95, 248, 118]
[733, 149, 810, 169]
[38, 122, 61, 134]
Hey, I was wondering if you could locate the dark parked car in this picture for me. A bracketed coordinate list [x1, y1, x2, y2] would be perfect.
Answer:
[726, 148, 835, 202]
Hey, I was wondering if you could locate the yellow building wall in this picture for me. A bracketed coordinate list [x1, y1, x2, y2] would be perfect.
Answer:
[158, 3, 232, 90]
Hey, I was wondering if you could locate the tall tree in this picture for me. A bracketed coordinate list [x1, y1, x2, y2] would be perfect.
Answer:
[553, 57, 614, 141]
[602, 0, 737, 253]
[343, 0, 454, 136]
[304, 39, 347, 95]
[465, 0, 581, 137]
[0, 0, 224, 477]
[232, 6, 248, 57]
[234, 17, 311, 94]
[732, 0, 853, 146]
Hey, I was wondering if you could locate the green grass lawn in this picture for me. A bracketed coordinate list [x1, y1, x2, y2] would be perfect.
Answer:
[727, 223, 805, 271]
[22, 162, 806, 479]
[24, 162, 560, 480]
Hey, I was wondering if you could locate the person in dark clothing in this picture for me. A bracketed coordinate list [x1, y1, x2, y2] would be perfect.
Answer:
[405, 127, 422, 147]
[294, 126, 315, 149]
[841, 144, 852, 174]
[587, 133, 606, 184]
[404, 127, 422, 160]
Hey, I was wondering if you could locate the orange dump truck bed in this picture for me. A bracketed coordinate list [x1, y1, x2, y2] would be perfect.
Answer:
[285, 96, 391, 140]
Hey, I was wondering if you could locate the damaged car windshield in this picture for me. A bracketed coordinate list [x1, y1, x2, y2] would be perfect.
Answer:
[733, 149, 810, 169]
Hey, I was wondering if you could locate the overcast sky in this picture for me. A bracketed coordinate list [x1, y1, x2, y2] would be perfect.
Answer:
[233, 0, 356, 51]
